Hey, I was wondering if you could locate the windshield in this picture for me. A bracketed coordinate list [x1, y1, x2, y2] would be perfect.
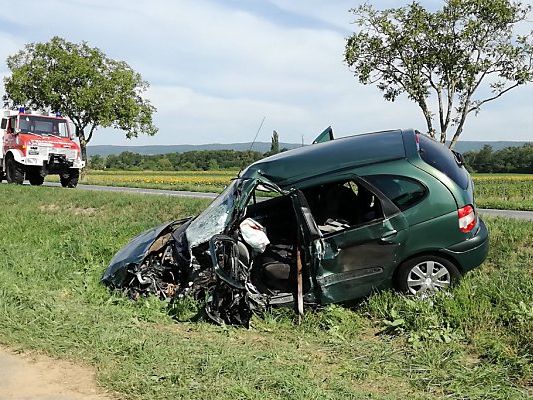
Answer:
[18, 115, 69, 137]
[186, 179, 241, 248]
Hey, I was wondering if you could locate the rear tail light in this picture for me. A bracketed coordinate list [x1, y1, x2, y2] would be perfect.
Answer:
[458, 205, 476, 233]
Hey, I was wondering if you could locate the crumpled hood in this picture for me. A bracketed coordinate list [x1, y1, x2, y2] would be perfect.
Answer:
[101, 217, 192, 287]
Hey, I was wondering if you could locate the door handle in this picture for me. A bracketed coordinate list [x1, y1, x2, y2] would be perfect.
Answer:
[380, 230, 397, 243]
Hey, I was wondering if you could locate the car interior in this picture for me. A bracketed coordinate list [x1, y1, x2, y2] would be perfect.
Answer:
[237, 179, 385, 296]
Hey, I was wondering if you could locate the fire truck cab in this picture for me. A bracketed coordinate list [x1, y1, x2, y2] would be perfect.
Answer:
[0, 108, 85, 187]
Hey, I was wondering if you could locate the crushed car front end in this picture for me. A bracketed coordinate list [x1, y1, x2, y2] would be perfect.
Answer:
[101, 176, 272, 326]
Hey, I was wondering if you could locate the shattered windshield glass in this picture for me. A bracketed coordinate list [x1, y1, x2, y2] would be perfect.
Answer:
[186, 179, 242, 248]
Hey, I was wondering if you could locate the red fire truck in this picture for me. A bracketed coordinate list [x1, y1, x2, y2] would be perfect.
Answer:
[1, 108, 84, 187]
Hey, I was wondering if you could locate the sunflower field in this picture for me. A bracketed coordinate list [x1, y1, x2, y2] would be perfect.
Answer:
[47, 170, 532, 210]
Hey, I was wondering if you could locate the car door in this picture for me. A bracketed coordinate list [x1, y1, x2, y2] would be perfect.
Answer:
[312, 126, 334, 144]
[291, 177, 409, 304]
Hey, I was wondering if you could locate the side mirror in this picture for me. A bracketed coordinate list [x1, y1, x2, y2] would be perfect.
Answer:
[0, 119, 6, 130]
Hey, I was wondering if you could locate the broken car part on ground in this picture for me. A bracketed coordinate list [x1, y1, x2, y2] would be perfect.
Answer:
[102, 129, 489, 326]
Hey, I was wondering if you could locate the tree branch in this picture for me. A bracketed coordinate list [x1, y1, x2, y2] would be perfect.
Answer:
[443, 77, 455, 134]
[450, 90, 475, 149]
[86, 124, 97, 144]
[425, 71, 446, 142]
[468, 82, 521, 113]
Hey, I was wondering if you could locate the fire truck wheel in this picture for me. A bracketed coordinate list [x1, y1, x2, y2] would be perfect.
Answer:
[60, 169, 79, 188]
[28, 173, 45, 186]
[6, 156, 24, 184]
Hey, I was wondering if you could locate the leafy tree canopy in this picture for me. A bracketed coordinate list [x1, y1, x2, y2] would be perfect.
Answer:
[345, 0, 533, 148]
[101, 149, 264, 171]
[463, 143, 532, 173]
[3, 36, 157, 162]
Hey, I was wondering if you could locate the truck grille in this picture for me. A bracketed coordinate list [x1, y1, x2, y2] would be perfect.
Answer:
[46, 147, 77, 160]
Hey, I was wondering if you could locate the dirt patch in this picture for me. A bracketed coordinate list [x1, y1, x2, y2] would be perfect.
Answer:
[0, 346, 115, 400]
[39, 204, 99, 216]
[39, 204, 62, 213]
[69, 206, 99, 216]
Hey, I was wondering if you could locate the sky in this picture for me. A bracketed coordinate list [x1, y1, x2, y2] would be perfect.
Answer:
[0, 0, 532, 146]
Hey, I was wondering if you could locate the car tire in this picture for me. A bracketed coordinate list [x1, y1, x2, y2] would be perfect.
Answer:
[6, 156, 24, 184]
[60, 169, 79, 188]
[28, 173, 45, 186]
[394, 255, 461, 296]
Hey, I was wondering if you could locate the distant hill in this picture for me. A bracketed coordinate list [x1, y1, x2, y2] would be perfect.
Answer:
[87, 140, 530, 157]
[453, 141, 530, 153]
[87, 142, 301, 156]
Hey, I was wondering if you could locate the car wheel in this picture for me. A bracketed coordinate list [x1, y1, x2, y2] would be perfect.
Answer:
[6, 156, 24, 184]
[28, 173, 45, 186]
[60, 169, 79, 188]
[395, 255, 461, 296]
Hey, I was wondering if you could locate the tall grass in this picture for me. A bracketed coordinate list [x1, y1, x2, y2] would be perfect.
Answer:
[0, 185, 530, 399]
[472, 174, 533, 210]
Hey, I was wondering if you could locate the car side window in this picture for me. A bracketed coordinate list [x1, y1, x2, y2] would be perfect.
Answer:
[302, 179, 383, 234]
[363, 175, 427, 211]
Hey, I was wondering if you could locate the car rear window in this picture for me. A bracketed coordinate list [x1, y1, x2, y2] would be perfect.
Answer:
[417, 134, 470, 189]
[364, 175, 427, 211]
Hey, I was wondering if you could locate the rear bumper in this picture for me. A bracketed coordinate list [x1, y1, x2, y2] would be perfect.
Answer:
[441, 218, 489, 272]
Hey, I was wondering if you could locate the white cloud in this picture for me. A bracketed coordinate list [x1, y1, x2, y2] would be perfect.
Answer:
[0, 0, 532, 145]
[145, 84, 308, 144]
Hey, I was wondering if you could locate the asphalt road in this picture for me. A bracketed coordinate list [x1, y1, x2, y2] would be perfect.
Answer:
[38, 181, 533, 221]
[43, 181, 219, 199]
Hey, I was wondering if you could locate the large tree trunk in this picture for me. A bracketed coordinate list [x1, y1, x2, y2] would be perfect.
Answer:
[449, 131, 461, 149]
[79, 135, 88, 165]
[75, 126, 88, 175]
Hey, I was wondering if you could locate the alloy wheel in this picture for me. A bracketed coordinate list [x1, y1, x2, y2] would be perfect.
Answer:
[406, 260, 451, 295]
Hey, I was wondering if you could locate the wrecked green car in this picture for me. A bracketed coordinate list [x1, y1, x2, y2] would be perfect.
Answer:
[102, 129, 489, 326]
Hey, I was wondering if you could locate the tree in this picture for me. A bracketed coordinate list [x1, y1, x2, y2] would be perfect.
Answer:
[270, 130, 280, 154]
[88, 154, 105, 170]
[208, 159, 220, 170]
[157, 157, 173, 171]
[463, 143, 532, 172]
[264, 130, 280, 157]
[344, 0, 533, 148]
[473, 144, 494, 171]
[3, 36, 157, 163]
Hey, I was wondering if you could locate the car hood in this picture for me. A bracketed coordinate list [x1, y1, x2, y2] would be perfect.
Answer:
[101, 217, 193, 287]
[102, 175, 283, 288]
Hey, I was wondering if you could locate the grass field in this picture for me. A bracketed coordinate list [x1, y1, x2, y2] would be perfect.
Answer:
[0, 185, 531, 399]
[472, 174, 533, 211]
[48, 170, 237, 192]
[47, 170, 533, 211]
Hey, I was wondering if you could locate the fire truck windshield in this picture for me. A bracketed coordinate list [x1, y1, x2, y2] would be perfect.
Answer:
[18, 115, 69, 138]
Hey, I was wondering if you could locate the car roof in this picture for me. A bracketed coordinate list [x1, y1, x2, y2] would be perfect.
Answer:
[241, 129, 410, 186]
